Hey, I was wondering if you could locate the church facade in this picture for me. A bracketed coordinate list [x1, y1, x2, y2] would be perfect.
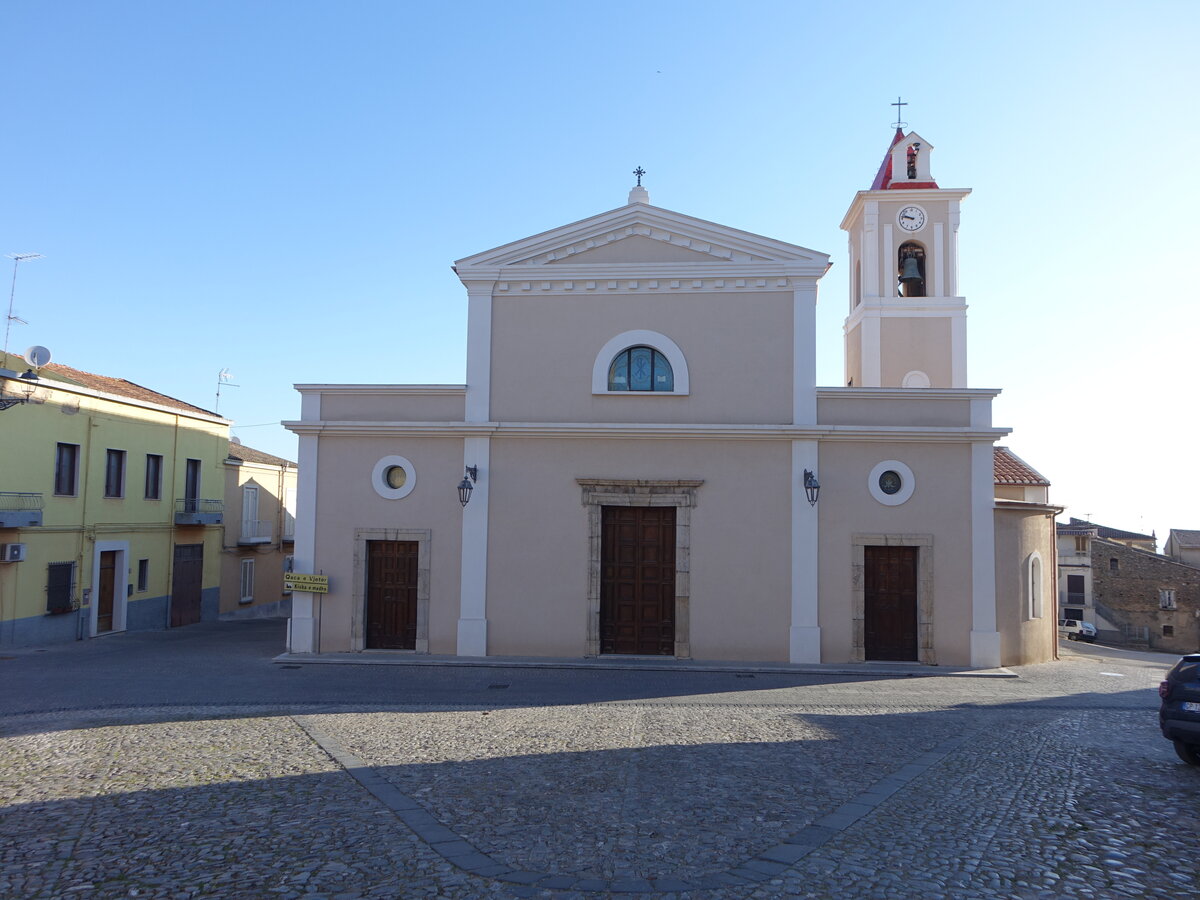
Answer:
[283, 129, 1058, 668]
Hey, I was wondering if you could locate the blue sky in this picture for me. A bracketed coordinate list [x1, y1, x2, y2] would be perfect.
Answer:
[5, 1, 1198, 543]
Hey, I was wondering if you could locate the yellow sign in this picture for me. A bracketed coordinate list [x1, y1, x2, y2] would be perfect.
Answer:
[284, 573, 329, 593]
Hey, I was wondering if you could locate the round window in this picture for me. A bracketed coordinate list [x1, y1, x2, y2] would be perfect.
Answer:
[868, 460, 915, 506]
[371, 455, 416, 500]
[878, 470, 902, 495]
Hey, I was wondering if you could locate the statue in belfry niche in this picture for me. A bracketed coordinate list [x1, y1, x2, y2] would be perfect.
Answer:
[906, 142, 921, 180]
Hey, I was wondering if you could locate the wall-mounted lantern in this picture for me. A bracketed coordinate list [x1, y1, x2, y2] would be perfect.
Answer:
[0, 370, 38, 412]
[803, 469, 821, 507]
[457, 465, 478, 507]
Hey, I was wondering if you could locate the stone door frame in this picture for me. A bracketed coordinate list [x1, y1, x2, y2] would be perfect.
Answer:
[351, 528, 431, 653]
[578, 479, 702, 659]
[851, 533, 935, 665]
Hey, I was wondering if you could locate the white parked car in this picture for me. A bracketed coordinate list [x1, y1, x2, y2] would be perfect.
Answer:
[1058, 619, 1098, 643]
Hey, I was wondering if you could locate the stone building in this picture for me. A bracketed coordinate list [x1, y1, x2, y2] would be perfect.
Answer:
[1088, 538, 1200, 652]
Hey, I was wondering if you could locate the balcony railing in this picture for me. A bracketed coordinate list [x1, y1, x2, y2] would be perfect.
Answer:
[239, 519, 273, 544]
[174, 498, 224, 526]
[0, 492, 43, 527]
[282, 512, 295, 541]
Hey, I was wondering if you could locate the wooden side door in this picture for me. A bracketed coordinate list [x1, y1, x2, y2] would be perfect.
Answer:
[97, 550, 117, 633]
[600, 506, 676, 655]
[365, 540, 418, 649]
[170, 543, 204, 627]
[864, 545, 918, 661]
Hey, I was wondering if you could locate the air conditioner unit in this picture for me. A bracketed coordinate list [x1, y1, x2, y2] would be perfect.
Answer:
[0, 543, 27, 562]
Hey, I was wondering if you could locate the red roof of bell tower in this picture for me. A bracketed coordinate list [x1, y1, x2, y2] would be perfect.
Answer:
[870, 127, 938, 190]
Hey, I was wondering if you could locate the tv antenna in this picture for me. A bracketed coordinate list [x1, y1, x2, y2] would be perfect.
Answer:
[215, 367, 240, 414]
[4, 253, 43, 356]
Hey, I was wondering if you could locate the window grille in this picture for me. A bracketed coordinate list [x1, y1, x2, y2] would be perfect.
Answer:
[46, 561, 76, 614]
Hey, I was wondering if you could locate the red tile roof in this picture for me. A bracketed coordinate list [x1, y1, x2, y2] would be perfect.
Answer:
[34, 360, 220, 417]
[870, 127, 939, 191]
[228, 443, 296, 468]
[994, 447, 1050, 486]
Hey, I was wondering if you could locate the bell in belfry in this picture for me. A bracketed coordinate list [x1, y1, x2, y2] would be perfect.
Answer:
[899, 256, 924, 296]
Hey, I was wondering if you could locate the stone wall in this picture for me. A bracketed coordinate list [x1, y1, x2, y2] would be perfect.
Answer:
[1089, 538, 1200, 653]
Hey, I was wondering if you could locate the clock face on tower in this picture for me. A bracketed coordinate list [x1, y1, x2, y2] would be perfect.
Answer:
[897, 205, 926, 232]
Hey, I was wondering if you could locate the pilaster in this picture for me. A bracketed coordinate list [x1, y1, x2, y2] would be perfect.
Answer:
[863, 202, 879, 298]
[970, 439, 1000, 667]
[792, 285, 817, 425]
[463, 282, 495, 423]
[288, 394, 321, 654]
[789, 440, 821, 662]
[457, 436, 491, 656]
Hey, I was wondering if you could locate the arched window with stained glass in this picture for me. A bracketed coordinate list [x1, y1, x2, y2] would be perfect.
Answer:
[607, 346, 674, 392]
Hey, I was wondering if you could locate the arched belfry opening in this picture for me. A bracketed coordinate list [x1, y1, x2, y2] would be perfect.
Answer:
[898, 241, 926, 298]
[906, 142, 922, 180]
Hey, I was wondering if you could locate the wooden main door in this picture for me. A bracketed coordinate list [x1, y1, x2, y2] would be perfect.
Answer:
[97, 551, 117, 633]
[864, 545, 919, 661]
[365, 540, 418, 649]
[170, 543, 204, 627]
[600, 506, 676, 655]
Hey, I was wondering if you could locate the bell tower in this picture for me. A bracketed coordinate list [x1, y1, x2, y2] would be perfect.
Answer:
[840, 124, 971, 388]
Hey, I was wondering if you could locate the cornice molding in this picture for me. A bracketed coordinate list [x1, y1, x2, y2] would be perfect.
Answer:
[1, 373, 228, 425]
[817, 386, 1001, 401]
[282, 419, 1011, 443]
[840, 188, 972, 231]
[492, 271, 815, 297]
[843, 298, 967, 329]
[294, 384, 466, 395]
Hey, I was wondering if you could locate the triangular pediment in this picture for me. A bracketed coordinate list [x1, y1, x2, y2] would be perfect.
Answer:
[547, 234, 734, 264]
[454, 202, 829, 274]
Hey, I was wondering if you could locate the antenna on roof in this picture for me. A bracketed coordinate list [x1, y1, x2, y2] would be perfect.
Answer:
[215, 367, 240, 414]
[4, 253, 43, 357]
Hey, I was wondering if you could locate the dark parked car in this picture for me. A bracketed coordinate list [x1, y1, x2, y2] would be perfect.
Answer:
[1159, 653, 1200, 766]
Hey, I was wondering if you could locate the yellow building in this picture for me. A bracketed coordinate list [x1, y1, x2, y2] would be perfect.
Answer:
[0, 352, 229, 646]
[221, 443, 297, 619]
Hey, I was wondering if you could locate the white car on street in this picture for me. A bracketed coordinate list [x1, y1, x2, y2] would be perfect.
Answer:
[1058, 619, 1098, 642]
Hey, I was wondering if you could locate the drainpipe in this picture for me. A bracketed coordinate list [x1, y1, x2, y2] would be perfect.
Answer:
[1051, 511, 1060, 661]
[164, 415, 181, 628]
[76, 415, 97, 639]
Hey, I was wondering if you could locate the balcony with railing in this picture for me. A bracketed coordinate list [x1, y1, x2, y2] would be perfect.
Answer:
[174, 498, 224, 526]
[0, 492, 43, 528]
[282, 511, 295, 542]
[239, 519, 273, 545]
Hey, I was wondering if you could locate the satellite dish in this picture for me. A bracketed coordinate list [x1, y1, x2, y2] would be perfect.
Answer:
[231, 436, 243, 445]
[26, 346, 52, 368]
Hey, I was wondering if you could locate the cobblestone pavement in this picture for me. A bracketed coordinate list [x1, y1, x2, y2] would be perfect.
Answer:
[1, 623, 1197, 899]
